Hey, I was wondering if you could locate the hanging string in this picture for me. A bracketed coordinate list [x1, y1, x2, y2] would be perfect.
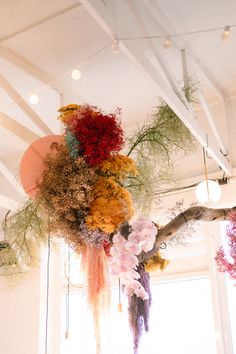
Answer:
[65, 245, 71, 339]
[118, 278, 122, 312]
[45, 236, 51, 354]
[203, 147, 210, 201]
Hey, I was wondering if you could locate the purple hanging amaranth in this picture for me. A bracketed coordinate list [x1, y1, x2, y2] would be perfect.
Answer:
[128, 264, 152, 354]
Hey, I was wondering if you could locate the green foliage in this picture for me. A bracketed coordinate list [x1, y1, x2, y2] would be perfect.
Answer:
[126, 100, 196, 213]
[0, 200, 49, 274]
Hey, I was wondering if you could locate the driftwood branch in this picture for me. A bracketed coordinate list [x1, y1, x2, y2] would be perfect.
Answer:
[140, 206, 236, 262]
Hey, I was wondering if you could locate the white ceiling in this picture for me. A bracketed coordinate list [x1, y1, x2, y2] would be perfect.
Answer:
[0, 0, 236, 213]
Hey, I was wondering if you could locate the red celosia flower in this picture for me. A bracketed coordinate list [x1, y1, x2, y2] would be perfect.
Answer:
[67, 105, 124, 166]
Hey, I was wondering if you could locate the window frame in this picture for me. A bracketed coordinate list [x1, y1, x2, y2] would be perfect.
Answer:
[40, 222, 235, 354]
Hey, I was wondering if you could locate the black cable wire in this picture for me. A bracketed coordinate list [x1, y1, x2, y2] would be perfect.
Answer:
[45, 237, 51, 354]
[65, 245, 71, 339]
[118, 278, 121, 304]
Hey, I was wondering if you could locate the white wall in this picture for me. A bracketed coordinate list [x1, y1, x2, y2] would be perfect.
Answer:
[0, 268, 41, 354]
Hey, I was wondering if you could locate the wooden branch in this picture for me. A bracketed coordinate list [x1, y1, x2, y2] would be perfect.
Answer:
[140, 206, 236, 262]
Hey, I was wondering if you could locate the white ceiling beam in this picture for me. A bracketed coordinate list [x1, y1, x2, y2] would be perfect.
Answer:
[0, 135, 23, 151]
[0, 3, 82, 44]
[0, 46, 79, 104]
[127, 1, 188, 107]
[0, 111, 40, 147]
[0, 3, 84, 107]
[181, 49, 190, 88]
[80, 0, 232, 176]
[145, 48, 188, 106]
[144, 0, 227, 102]
[0, 195, 21, 210]
[0, 126, 27, 151]
[123, 42, 232, 174]
[181, 48, 229, 159]
[0, 46, 55, 85]
[0, 72, 52, 135]
[198, 91, 228, 156]
[0, 161, 26, 197]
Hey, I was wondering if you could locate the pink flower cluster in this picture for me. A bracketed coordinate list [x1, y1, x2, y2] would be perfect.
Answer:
[215, 211, 236, 283]
[110, 217, 157, 299]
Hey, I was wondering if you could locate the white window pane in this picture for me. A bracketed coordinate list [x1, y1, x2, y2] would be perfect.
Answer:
[61, 277, 217, 354]
[139, 278, 217, 354]
[226, 278, 236, 352]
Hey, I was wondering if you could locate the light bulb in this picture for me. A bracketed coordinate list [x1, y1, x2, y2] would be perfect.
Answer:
[163, 36, 172, 49]
[195, 180, 221, 204]
[111, 39, 120, 54]
[222, 25, 230, 43]
[29, 93, 39, 104]
[71, 69, 81, 80]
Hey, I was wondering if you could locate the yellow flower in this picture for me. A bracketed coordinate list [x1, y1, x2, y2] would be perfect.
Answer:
[145, 251, 170, 273]
[58, 104, 80, 123]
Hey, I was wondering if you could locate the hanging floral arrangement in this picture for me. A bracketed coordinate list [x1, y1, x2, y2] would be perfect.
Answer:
[4, 99, 235, 353]
[2, 103, 172, 353]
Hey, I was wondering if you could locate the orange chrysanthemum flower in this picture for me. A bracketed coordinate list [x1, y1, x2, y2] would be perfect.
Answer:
[97, 154, 137, 180]
[86, 177, 134, 233]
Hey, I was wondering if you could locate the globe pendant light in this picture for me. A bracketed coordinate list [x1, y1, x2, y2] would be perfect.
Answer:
[195, 179, 221, 203]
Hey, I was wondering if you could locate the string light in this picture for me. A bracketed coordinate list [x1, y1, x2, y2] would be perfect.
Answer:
[111, 39, 120, 54]
[71, 69, 81, 80]
[1, 22, 235, 111]
[222, 25, 230, 42]
[0, 42, 110, 112]
[163, 35, 172, 49]
[120, 24, 236, 41]
[29, 93, 39, 104]
[195, 180, 221, 203]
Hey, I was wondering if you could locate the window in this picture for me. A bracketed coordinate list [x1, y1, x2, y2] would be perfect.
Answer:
[220, 222, 236, 353]
[45, 222, 234, 354]
[226, 278, 236, 353]
[60, 277, 217, 354]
